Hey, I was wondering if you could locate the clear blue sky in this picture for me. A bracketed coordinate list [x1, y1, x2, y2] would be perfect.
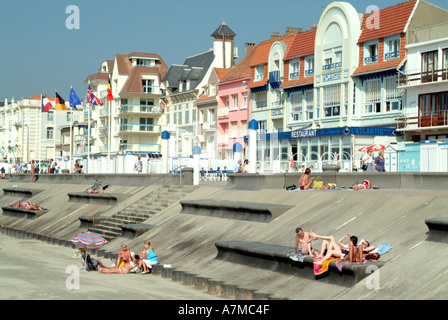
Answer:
[1, 0, 447, 101]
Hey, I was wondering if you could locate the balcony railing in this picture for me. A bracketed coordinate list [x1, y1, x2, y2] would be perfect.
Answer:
[201, 121, 216, 131]
[398, 68, 448, 86]
[256, 101, 267, 109]
[396, 111, 448, 129]
[289, 71, 300, 79]
[322, 62, 342, 71]
[364, 55, 378, 64]
[120, 123, 162, 134]
[218, 108, 229, 119]
[304, 69, 314, 77]
[121, 104, 162, 115]
[268, 70, 281, 83]
[385, 51, 400, 61]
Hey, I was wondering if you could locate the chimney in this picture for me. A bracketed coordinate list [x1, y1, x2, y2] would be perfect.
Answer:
[285, 27, 303, 35]
[311, 24, 318, 30]
[245, 42, 255, 55]
[270, 32, 280, 40]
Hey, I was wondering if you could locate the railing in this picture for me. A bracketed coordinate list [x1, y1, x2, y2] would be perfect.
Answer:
[121, 104, 162, 115]
[289, 72, 300, 79]
[256, 101, 267, 109]
[304, 69, 314, 76]
[201, 121, 216, 131]
[385, 51, 400, 60]
[269, 70, 281, 83]
[218, 108, 229, 119]
[398, 68, 448, 86]
[364, 55, 378, 64]
[199, 170, 234, 182]
[322, 62, 342, 71]
[396, 111, 448, 129]
[121, 123, 162, 133]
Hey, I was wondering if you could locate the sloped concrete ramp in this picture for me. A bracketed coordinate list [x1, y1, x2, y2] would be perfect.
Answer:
[1, 177, 447, 300]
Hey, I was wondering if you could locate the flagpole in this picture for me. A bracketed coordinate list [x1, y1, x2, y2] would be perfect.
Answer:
[108, 99, 111, 173]
[53, 93, 56, 169]
[39, 93, 42, 174]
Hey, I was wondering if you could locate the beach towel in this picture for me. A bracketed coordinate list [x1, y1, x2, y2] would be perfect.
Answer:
[371, 243, 392, 256]
[335, 259, 366, 272]
[313, 257, 340, 275]
[288, 251, 306, 262]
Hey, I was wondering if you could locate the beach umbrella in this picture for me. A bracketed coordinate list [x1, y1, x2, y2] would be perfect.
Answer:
[72, 231, 107, 249]
[358, 145, 372, 152]
[72, 231, 107, 271]
[369, 144, 385, 152]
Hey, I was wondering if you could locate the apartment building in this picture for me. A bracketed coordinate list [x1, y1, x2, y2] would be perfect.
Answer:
[161, 21, 238, 165]
[84, 52, 169, 160]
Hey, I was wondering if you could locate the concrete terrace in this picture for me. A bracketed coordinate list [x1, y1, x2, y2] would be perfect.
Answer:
[0, 172, 447, 300]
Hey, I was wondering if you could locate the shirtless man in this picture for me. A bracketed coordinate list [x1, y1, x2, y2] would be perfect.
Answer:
[291, 227, 319, 256]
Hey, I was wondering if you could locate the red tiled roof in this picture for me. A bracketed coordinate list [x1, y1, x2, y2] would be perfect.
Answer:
[357, 0, 417, 43]
[284, 29, 317, 61]
[30, 96, 55, 101]
[281, 75, 314, 89]
[249, 33, 296, 67]
[214, 67, 231, 80]
[353, 57, 404, 75]
[220, 46, 256, 83]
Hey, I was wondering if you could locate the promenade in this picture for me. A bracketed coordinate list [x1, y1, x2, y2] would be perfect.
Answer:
[1, 172, 447, 300]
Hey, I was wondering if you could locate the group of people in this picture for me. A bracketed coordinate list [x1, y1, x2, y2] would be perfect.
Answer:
[80, 242, 159, 275]
[292, 227, 376, 266]
[361, 149, 386, 172]
[235, 159, 249, 173]
[298, 167, 372, 191]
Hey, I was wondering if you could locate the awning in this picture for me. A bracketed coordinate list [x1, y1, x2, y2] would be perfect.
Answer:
[250, 84, 268, 93]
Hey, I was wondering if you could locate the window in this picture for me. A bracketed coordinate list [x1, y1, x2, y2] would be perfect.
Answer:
[365, 41, 379, 64]
[323, 85, 340, 117]
[421, 50, 438, 83]
[305, 56, 314, 76]
[385, 77, 402, 112]
[46, 127, 54, 139]
[136, 59, 151, 66]
[418, 92, 448, 127]
[242, 93, 248, 109]
[291, 92, 302, 122]
[210, 84, 217, 96]
[255, 65, 264, 81]
[443, 49, 448, 80]
[142, 79, 154, 93]
[365, 79, 381, 113]
[140, 118, 154, 132]
[323, 48, 342, 71]
[305, 90, 314, 121]
[231, 94, 238, 110]
[47, 111, 54, 122]
[385, 37, 400, 60]
[289, 59, 300, 79]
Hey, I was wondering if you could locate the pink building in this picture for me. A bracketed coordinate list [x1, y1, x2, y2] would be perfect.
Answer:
[217, 46, 257, 159]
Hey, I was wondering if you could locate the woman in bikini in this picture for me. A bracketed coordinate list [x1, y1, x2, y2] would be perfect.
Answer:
[299, 168, 314, 190]
[116, 244, 132, 268]
[353, 179, 371, 191]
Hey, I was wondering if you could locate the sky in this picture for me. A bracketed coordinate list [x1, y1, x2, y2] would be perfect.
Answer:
[1, 0, 447, 102]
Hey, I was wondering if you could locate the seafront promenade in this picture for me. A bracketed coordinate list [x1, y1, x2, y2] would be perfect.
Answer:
[1, 172, 447, 300]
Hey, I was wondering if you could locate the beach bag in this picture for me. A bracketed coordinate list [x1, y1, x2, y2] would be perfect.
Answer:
[286, 184, 296, 190]
[313, 176, 324, 189]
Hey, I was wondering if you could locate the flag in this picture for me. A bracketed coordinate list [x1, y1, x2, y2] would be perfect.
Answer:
[69, 87, 82, 110]
[55, 92, 67, 111]
[87, 84, 103, 107]
[106, 78, 114, 101]
[41, 95, 52, 112]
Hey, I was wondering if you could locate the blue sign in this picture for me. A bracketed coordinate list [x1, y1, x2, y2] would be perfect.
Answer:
[249, 126, 401, 142]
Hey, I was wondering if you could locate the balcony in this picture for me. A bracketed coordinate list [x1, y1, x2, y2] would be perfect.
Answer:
[289, 72, 300, 80]
[269, 70, 281, 83]
[218, 108, 229, 119]
[304, 69, 314, 77]
[398, 68, 448, 87]
[256, 101, 267, 109]
[396, 111, 448, 129]
[385, 51, 400, 61]
[121, 104, 162, 115]
[201, 121, 216, 131]
[364, 55, 378, 64]
[322, 62, 342, 72]
[120, 123, 162, 134]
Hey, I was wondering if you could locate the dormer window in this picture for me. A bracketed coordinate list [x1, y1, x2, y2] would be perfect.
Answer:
[322, 48, 342, 71]
[289, 58, 300, 80]
[255, 65, 264, 81]
[385, 36, 400, 60]
[142, 79, 154, 93]
[364, 41, 379, 64]
[305, 55, 314, 76]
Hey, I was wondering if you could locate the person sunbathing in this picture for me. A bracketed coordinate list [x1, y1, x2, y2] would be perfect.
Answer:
[11, 201, 27, 208]
[25, 201, 44, 210]
[298, 168, 314, 190]
[352, 179, 371, 190]
[98, 256, 140, 274]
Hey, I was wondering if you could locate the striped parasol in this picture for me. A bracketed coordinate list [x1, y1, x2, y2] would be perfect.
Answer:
[72, 232, 107, 249]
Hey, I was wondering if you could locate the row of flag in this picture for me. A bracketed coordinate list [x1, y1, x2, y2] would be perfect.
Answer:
[41, 79, 114, 113]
